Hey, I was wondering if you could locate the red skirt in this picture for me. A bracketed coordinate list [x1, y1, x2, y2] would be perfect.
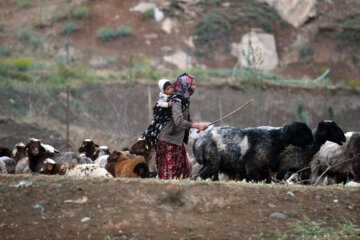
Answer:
[156, 140, 190, 180]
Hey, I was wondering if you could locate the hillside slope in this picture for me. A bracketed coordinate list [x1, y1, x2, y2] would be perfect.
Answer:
[0, 0, 359, 83]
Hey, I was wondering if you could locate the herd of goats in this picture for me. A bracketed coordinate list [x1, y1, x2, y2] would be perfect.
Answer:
[0, 120, 359, 186]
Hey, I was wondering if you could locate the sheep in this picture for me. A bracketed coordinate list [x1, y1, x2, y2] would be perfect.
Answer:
[193, 121, 313, 183]
[106, 150, 154, 178]
[12, 142, 27, 163]
[26, 138, 91, 173]
[78, 139, 99, 160]
[0, 146, 16, 174]
[15, 157, 31, 174]
[276, 120, 346, 182]
[93, 146, 110, 168]
[311, 132, 360, 185]
[0, 147, 13, 158]
[40, 158, 113, 178]
[0, 156, 16, 174]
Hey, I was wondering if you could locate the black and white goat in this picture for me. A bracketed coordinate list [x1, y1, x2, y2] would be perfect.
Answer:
[276, 120, 346, 182]
[193, 121, 313, 182]
[311, 132, 360, 185]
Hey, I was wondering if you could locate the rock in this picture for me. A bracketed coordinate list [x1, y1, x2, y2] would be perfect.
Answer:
[234, 29, 278, 71]
[162, 18, 177, 34]
[315, 195, 321, 200]
[154, 7, 164, 22]
[270, 212, 287, 219]
[345, 181, 360, 187]
[287, 191, 295, 197]
[130, 3, 156, 13]
[268, 203, 276, 208]
[163, 50, 193, 69]
[258, 0, 316, 28]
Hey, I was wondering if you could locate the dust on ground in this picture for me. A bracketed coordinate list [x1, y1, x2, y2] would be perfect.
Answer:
[0, 175, 359, 240]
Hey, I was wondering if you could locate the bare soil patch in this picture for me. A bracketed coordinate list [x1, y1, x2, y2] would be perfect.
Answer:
[0, 175, 359, 240]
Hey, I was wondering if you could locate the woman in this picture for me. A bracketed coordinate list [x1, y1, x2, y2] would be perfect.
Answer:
[156, 73, 209, 180]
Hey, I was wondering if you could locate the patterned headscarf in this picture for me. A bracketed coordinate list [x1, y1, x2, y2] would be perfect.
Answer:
[173, 72, 194, 99]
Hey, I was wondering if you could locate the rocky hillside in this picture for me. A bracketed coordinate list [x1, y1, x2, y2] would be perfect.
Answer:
[0, 0, 360, 83]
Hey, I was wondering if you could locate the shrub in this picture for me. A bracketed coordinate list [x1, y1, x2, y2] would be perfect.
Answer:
[0, 25, 4, 37]
[104, 55, 117, 64]
[14, 58, 34, 71]
[30, 36, 42, 48]
[0, 45, 12, 57]
[72, 6, 89, 19]
[53, 9, 69, 21]
[17, 27, 33, 41]
[299, 45, 314, 58]
[15, 0, 30, 8]
[0, 58, 35, 71]
[62, 21, 77, 35]
[193, 11, 231, 48]
[97, 27, 117, 42]
[117, 25, 132, 36]
[144, 8, 154, 19]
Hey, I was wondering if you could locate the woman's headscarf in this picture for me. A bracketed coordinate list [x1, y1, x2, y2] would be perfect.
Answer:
[173, 72, 194, 99]
[171, 73, 195, 112]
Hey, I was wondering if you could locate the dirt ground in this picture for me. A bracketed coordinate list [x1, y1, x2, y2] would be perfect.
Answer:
[0, 174, 359, 240]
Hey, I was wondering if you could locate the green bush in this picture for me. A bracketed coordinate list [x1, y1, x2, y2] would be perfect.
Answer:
[0, 45, 12, 57]
[62, 21, 77, 35]
[53, 9, 69, 21]
[0, 25, 4, 37]
[13, 58, 34, 71]
[30, 36, 43, 48]
[15, 0, 30, 8]
[193, 11, 231, 48]
[17, 27, 33, 41]
[117, 25, 132, 36]
[104, 55, 117, 64]
[299, 45, 314, 58]
[144, 8, 154, 19]
[72, 6, 89, 19]
[0, 58, 34, 71]
[335, 13, 360, 44]
[97, 27, 117, 42]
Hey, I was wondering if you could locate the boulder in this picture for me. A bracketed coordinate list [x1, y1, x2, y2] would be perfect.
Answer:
[258, 0, 316, 28]
[163, 50, 192, 69]
[232, 30, 278, 71]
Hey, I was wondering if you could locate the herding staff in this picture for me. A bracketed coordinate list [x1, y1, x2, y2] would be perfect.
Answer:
[209, 99, 254, 126]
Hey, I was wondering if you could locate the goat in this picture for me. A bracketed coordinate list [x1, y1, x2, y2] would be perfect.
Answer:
[129, 139, 157, 172]
[40, 158, 113, 178]
[311, 132, 360, 184]
[106, 150, 153, 178]
[193, 121, 313, 183]
[26, 138, 91, 173]
[78, 139, 99, 160]
[276, 120, 346, 182]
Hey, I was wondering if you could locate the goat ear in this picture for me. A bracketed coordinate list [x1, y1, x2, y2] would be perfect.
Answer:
[95, 144, 99, 147]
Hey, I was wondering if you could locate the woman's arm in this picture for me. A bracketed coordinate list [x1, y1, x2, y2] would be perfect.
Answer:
[172, 102, 208, 131]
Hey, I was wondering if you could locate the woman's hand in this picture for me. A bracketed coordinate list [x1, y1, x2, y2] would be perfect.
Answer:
[190, 122, 209, 132]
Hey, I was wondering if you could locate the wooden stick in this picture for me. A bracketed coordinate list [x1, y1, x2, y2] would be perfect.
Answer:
[210, 99, 254, 126]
